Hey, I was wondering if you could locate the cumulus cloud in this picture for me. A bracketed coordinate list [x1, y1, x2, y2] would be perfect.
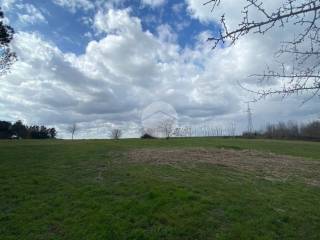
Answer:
[94, 8, 142, 34]
[186, 1, 319, 92]
[1, 6, 318, 138]
[186, 0, 283, 26]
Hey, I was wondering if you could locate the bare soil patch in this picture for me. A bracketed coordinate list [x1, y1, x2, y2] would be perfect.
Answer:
[126, 148, 320, 186]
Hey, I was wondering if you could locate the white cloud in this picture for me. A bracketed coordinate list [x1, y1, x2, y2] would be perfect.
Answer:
[52, 0, 127, 13]
[1, 0, 17, 11]
[172, 3, 185, 14]
[17, 4, 47, 25]
[53, 0, 95, 12]
[157, 24, 177, 43]
[142, 0, 166, 8]
[186, 0, 283, 26]
[1, 7, 318, 138]
[94, 8, 142, 34]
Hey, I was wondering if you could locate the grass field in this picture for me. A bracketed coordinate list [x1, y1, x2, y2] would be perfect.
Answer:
[1, 138, 320, 239]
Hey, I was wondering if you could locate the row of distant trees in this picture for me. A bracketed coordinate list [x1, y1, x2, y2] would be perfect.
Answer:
[2, 119, 319, 140]
[0, 120, 57, 139]
[141, 120, 237, 139]
[244, 120, 320, 140]
[139, 119, 320, 141]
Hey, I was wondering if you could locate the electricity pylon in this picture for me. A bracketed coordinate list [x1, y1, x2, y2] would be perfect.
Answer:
[246, 102, 254, 134]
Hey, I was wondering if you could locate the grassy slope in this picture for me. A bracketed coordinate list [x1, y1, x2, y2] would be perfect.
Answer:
[0, 138, 320, 239]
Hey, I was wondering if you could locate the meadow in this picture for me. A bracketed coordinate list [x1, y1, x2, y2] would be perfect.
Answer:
[1, 138, 320, 239]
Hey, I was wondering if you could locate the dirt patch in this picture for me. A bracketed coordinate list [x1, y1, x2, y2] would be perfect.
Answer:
[126, 148, 320, 186]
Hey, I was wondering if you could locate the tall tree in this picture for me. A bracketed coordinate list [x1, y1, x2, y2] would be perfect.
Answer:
[0, 120, 12, 138]
[12, 120, 28, 138]
[206, 0, 320, 100]
[0, 7, 16, 76]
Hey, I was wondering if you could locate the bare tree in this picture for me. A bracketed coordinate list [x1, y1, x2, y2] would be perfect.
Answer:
[227, 122, 237, 137]
[214, 126, 223, 136]
[110, 129, 122, 140]
[262, 120, 320, 139]
[158, 118, 175, 139]
[301, 120, 320, 138]
[205, 0, 320, 100]
[67, 123, 78, 140]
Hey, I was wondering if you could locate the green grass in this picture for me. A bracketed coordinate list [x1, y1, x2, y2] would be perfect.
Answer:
[0, 138, 320, 239]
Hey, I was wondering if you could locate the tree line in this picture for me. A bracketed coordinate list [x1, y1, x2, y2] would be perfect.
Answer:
[0, 120, 56, 139]
[244, 120, 320, 140]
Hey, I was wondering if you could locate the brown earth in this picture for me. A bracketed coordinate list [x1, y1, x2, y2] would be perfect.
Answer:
[126, 148, 320, 186]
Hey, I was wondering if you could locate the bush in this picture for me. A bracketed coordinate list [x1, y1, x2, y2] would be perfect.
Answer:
[141, 133, 156, 139]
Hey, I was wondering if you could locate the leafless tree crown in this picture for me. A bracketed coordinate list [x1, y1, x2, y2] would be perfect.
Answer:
[158, 118, 175, 139]
[67, 123, 78, 140]
[205, 0, 320, 100]
[110, 129, 122, 140]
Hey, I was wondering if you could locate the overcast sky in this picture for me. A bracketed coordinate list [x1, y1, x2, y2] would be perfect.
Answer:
[1, 0, 319, 138]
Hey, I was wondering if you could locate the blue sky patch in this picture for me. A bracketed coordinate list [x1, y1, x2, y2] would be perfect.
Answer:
[5, 0, 220, 54]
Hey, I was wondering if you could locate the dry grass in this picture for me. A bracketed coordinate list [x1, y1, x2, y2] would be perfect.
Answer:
[127, 148, 320, 186]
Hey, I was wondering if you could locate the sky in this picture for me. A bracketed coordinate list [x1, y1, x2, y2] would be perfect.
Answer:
[0, 0, 319, 138]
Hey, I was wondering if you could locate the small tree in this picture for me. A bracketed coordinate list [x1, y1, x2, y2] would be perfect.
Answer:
[158, 118, 175, 139]
[49, 128, 57, 139]
[67, 123, 78, 140]
[110, 129, 122, 140]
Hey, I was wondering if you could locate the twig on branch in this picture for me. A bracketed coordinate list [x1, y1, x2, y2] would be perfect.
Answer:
[206, 0, 320, 100]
